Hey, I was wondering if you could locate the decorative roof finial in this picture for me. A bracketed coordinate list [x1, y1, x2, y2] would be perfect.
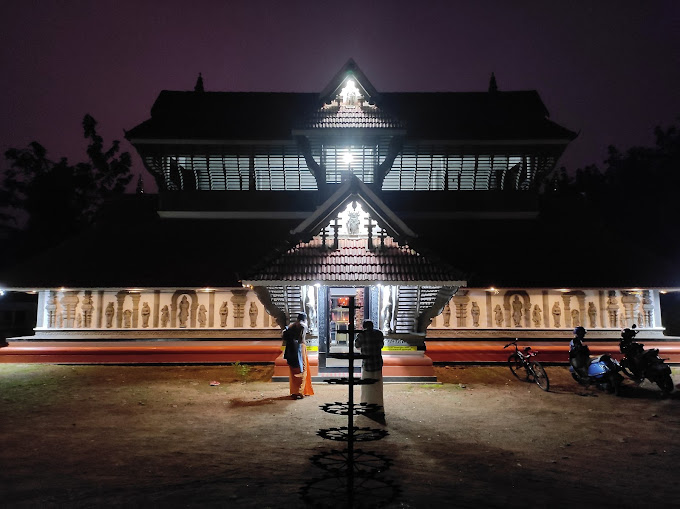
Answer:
[488, 72, 498, 93]
[194, 72, 204, 92]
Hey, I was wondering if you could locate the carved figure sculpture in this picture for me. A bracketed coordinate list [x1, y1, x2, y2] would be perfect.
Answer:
[219, 301, 229, 327]
[494, 304, 503, 327]
[347, 210, 360, 235]
[160, 305, 170, 327]
[532, 305, 542, 327]
[141, 302, 151, 328]
[512, 296, 523, 327]
[588, 302, 597, 328]
[471, 302, 480, 327]
[105, 302, 115, 328]
[76, 313, 82, 328]
[571, 309, 580, 327]
[552, 302, 562, 328]
[442, 303, 451, 327]
[198, 305, 207, 327]
[249, 302, 258, 327]
[178, 295, 190, 328]
[382, 301, 393, 333]
[123, 309, 132, 328]
[81, 293, 93, 328]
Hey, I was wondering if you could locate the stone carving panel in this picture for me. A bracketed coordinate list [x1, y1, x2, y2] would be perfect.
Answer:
[471, 302, 480, 327]
[219, 302, 229, 327]
[552, 302, 561, 328]
[198, 305, 207, 327]
[141, 302, 151, 328]
[249, 302, 258, 328]
[532, 305, 542, 327]
[161, 305, 170, 327]
[105, 302, 115, 328]
[587, 302, 597, 328]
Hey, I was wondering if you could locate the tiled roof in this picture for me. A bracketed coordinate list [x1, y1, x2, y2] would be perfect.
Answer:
[299, 104, 404, 130]
[245, 237, 466, 284]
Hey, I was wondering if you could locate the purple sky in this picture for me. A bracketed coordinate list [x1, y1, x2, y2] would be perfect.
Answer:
[2, 1, 679, 193]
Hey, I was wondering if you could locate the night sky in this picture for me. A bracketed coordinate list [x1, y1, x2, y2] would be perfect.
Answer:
[2, 1, 679, 192]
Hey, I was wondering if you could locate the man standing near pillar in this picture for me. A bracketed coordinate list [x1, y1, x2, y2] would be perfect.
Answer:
[355, 320, 384, 421]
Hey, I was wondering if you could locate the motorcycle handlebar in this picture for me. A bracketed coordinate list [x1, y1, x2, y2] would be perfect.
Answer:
[503, 340, 518, 349]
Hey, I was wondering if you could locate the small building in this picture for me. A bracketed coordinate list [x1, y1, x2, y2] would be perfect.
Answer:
[1, 60, 674, 377]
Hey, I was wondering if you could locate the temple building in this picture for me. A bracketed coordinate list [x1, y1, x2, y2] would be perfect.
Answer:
[1, 59, 674, 379]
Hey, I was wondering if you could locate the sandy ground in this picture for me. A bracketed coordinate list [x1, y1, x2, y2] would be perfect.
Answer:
[1, 363, 679, 508]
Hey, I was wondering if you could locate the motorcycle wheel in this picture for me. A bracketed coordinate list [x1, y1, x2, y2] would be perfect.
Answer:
[508, 354, 527, 381]
[656, 375, 674, 394]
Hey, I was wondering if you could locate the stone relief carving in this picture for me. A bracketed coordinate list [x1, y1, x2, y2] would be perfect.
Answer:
[219, 301, 229, 327]
[249, 302, 258, 328]
[160, 305, 170, 328]
[552, 302, 561, 328]
[178, 295, 190, 328]
[105, 302, 115, 328]
[607, 293, 619, 328]
[198, 305, 207, 327]
[532, 305, 542, 327]
[442, 303, 451, 327]
[471, 302, 480, 327]
[494, 304, 503, 327]
[81, 292, 93, 328]
[512, 295, 523, 327]
[57, 314, 63, 328]
[587, 302, 597, 328]
[571, 309, 580, 327]
[141, 302, 151, 328]
[123, 309, 132, 328]
[76, 313, 82, 328]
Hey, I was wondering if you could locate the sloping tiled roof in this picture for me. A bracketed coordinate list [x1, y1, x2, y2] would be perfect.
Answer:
[243, 237, 466, 285]
[125, 90, 577, 142]
[298, 104, 404, 130]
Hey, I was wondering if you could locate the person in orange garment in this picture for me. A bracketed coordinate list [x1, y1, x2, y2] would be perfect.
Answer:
[283, 312, 314, 399]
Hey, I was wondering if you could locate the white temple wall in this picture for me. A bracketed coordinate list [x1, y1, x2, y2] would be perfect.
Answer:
[428, 288, 664, 336]
[35, 288, 279, 331]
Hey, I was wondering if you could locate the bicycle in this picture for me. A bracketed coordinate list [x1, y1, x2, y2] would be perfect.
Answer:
[503, 339, 550, 391]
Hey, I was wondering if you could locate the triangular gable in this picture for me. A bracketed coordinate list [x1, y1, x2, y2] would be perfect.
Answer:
[290, 175, 416, 243]
[318, 58, 380, 105]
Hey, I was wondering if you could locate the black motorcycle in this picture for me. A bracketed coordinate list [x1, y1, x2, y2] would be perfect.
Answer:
[619, 325, 674, 394]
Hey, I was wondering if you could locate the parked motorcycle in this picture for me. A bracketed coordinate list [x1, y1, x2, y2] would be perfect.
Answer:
[569, 327, 623, 395]
[619, 325, 674, 394]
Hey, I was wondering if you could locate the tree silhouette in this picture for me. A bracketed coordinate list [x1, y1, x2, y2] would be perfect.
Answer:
[0, 115, 132, 255]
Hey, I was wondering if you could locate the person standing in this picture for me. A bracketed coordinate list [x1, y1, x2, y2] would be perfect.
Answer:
[354, 320, 384, 418]
[283, 312, 314, 399]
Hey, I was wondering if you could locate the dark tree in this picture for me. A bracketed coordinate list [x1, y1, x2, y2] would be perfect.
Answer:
[0, 115, 132, 255]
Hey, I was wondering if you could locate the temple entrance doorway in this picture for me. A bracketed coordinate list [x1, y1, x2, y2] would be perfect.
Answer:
[318, 286, 370, 373]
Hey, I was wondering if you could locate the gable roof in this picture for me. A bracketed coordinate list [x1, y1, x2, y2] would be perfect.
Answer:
[290, 175, 416, 243]
[241, 236, 467, 287]
[318, 58, 380, 105]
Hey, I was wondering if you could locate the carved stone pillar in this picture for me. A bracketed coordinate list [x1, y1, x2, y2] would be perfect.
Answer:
[115, 292, 127, 329]
[46, 291, 58, 328]
[607, 292, 619, 328]
[621, 292, 640, 328]
[131, 293, 141, 328]
[231, 290, 248, 328]
[60, 292, 79, 328]
[452, 293, 470, 327]
[642, 290, 654, 327]
[562, 294, 572, 329]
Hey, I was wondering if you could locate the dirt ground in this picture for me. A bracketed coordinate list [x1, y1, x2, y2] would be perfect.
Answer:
[1, 363, 679, 508]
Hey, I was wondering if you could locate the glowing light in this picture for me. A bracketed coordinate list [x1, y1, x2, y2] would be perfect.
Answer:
[314, 283, 321, 288]
[200, 288, 215, 292]
[558, 288, 570, 293]
[343, 150, 354, 165]
[486, 287, 499, 294]
[127, 288, 144, 293]
[0, 289, 4, 296]
[337, 296, 350, 306]
[339, 79, 361, 105]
